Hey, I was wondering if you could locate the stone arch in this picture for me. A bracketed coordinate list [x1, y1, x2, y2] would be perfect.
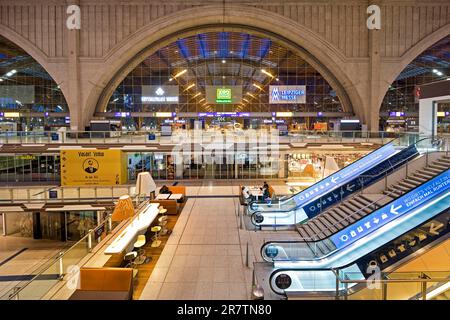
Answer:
[0, 25, 72, 114]
[378, 24, 450, 111]
[82, 4, 363, 128]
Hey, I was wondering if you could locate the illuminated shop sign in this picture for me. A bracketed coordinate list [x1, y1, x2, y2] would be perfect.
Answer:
[292, 142, 397, 207]
[114, 112, 130, 117]
[141, 86, 179, 104]
[205, 86, 242, 104]
[197, 112, 250, 117]
[269, 85, 306, 104]
[331, 170, 450, 250]
[216, 88, 232, 103]
[389, 111, 405, 117]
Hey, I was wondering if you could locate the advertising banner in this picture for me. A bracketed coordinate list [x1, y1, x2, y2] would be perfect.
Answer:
[205, 86, 242, 104]
[141, 85, 179, 104]
[269, 85, 306, 104]
[61, 149, 127, 186]
[331, 170, 450, 250]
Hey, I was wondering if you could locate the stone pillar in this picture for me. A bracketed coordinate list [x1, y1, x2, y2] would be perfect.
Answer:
[66, 1, 82, 131]
[367, 7, 382, 132]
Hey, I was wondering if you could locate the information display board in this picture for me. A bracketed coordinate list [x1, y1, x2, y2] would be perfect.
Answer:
[61, 150, 127, 186]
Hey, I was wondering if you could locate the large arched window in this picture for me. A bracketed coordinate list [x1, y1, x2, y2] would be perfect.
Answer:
[380, 35, 450, 131]
[104, 32, 344, 128]
[0, 35, 69, 130]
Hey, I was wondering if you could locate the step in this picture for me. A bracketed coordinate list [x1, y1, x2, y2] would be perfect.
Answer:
[436, 158, 450, 165]
[431, 163, 448, 170]
[322, 213, 344, 230]
[335, 206, 357, 222]
[403, 177, 421, 185]
[297, 227, 311, 240]
[423, 167, 442, 174]
[355, 195, 373, 206]
[317, 216, 338, 233]
[329, 211, 349, 227]
[312, 218, 332, 236]
[396, 183, 413, 191]
[302, 224, 319, 239]
[428, 164, 447, 172]
[348, 199, 371, 215]
[414, 171, 434, 180]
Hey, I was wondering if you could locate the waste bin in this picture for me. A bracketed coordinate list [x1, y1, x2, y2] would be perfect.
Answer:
[51, 132, 59, 141]
[148, 133, 156, 140]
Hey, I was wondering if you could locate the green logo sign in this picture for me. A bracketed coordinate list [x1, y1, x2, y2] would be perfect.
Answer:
[216, 88, 232, 103]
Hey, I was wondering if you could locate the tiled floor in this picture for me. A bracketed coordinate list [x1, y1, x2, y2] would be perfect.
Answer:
[139, 181, 302, 300]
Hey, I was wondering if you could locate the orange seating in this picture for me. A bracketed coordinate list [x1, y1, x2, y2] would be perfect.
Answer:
[79, 267, 133, 293]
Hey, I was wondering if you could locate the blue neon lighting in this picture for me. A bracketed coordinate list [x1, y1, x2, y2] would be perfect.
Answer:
[258, 38, 272, 58]
[240, 34, 251, 58]
[197, 34, 208, 58]
[331, 170, 450, 250]
[292, 143, 397, 207]
[219, 32, 229, 58]
[176, 39, 190, 59]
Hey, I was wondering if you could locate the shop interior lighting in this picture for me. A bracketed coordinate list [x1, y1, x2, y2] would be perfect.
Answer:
[261, 69, 274, 78]
[193, 92, 201, 98]
[173, 69, 187, 79]
[246, 92, 256, 98]
[276, 112, 293, 117]
[198, 98, 205, 103]
[221, 59, 226, 64]
[184, 83, 195, 91]
[242, 98, 249, 103]
[252, 83, 263, 90]
[5, 69, 17, 77]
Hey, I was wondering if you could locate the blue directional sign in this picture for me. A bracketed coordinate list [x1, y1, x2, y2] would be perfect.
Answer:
[331, 170, 450, 250]
[292, 143, 397, 207]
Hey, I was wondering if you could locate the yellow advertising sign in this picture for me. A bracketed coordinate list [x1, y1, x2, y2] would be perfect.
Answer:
[60, 149, 127, 186]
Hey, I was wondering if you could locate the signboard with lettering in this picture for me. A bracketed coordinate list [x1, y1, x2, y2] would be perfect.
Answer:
[291, 142, 397, 208]
[205, 86, 242, 104]
[60, 150, 127, 186]
[269, 85, 306, 104]
[141, 86, 179, 104]
[355, 209, 450, 277]
[331, 170, 450, 250]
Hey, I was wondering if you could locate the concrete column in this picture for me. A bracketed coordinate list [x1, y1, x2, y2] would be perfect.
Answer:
[367, 23, 381, 132]
[66, 0, 82, 131]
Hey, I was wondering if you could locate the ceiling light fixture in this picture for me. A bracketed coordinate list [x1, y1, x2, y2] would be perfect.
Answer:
[253, 83, 263, 90]
[184, 83, 196, 91]
[261, 69, 274, 78]
[173, 69, 187, 79]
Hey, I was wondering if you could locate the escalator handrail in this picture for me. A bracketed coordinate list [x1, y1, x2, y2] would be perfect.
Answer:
[250, 137, 441, 225]
[247, 134, 420, 212]
[260, 168, 450, 261]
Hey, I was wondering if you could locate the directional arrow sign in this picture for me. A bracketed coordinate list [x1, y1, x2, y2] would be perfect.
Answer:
[331, 177, 339, 184]
[429, 222, 444, 235]
[346, 184, 355, 192]
[390, 204, 402, 215]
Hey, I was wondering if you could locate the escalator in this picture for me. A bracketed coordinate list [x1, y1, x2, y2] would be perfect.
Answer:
[249, 136, 442, 228]
[257, 169, 449, 298]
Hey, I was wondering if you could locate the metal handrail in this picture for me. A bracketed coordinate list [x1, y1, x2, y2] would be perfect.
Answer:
[250, 137, 441, 225]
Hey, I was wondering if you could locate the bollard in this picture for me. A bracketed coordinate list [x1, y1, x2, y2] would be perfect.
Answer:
[58, 252, 64, 280]
[245, 242, 249, 267]
[88, 229, 93, 252]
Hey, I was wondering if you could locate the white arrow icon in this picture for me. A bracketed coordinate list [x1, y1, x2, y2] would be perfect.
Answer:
[373, 218, 380, 224]
[331, 176, 339, 184]
[390, 204, 402, 215]
[346, 184, 355, 192]
[429, 222, 444, 235]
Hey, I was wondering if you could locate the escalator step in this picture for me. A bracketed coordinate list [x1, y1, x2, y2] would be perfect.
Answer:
[308, 221, 323, 235]
[322, 239, 336, 252]
[335, 207, 355, 223]
[302, 224, 318, 239]
[322, 213, 342, 229]
[403, 179, 420, 186]
[318, 217, 338, 234]
[431, 163, 448, 170]
[328, 211, 348, 227]
[297, 227, 310, 240]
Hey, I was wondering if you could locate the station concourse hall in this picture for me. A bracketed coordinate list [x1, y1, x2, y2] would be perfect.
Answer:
[0, 0, 449, 310]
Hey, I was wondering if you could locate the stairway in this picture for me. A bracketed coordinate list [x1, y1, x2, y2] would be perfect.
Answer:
[296, 154, 450, 255]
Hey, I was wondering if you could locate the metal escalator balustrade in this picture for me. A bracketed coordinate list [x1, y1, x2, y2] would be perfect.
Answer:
[248, 136, 444, 227]
[261, 168, 450, 263]
[251, 138, 447, 228]
[296, 154, 450, 242]
[267, 207, 450, 299]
